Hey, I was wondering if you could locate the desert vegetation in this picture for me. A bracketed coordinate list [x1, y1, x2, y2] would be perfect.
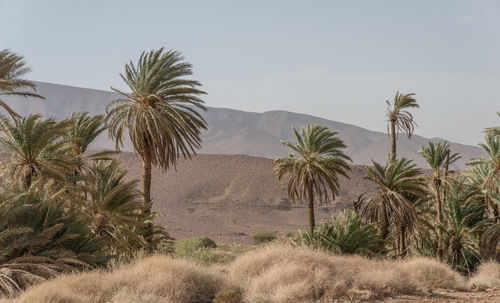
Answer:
[0, 47, 499, 302]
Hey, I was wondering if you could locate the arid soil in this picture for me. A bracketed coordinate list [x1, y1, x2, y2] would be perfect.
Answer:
[117, 152, 377, 243]
[376, 288, 500, 303]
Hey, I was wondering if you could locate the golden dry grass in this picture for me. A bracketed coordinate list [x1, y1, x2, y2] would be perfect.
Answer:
[469, 261, 500, 289]
[230, 245, 466, 302]
[11, 256, 228, 303]
[4, 246, 470, 303]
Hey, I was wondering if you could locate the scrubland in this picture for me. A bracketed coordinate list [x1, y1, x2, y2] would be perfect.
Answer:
[5, 245, 500, 303]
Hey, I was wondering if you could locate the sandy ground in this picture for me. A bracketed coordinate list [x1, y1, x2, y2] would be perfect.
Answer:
[378, 288, 500, 303]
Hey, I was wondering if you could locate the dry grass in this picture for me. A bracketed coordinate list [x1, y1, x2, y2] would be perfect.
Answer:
[229, 245, 466, 302]
[4, 246, 469, 303]
[11, 256, 228, 303]
[469, 261, 500, 288]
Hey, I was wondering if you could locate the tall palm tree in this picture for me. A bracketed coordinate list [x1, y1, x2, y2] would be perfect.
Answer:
[386, 91, 419, 155]
[362, 155, 426, 257]
[106, 48, 207, 225]
[274, 124, 351, 234]
[0, 49, 44, 121]
[419, 141, 460, 261]
[0, 114, 75, 188]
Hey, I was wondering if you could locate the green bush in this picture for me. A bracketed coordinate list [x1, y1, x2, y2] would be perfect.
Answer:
[213, 288, 242, 303]
[293, 210, 383, 255]
[175, 236, 219, 264]
[251, 231, 276, 244]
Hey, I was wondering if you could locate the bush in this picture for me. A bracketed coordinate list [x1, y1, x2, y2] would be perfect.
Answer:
[229, 245, 465, 302]
[469, 261, 500, 288]
[212, 289, 243, 303]
[176, 236, 217, 257]
[175, 236, 220, 264]
[14, 256, 227, 303]
[293, 210, 383, 255]
[251, 232, 276, 245]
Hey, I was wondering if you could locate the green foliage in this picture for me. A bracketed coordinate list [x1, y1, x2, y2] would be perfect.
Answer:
[386, 91, 419, 139]
[213, 289, 243, 303]
[0, 185, 107, 296]
[275, 124, 351, 234]
[251, 231, 276, 245]
[0, 49, 44, 120]
[175, 236, 218, 264]
[293, 210, 383, 255]
[0, 114, 76, 189]
[106, 48, 207, 169]
[361, 155, 426, 246]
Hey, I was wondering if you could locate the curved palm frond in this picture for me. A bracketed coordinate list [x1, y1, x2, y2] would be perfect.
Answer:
[0, 49, 44, 121]
[0, 114, 77, 189]
[361, 154, 426, 256]
[386, 91, 419, 139]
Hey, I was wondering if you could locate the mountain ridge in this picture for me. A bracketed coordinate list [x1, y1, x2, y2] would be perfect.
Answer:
[2, 81, 485, 169]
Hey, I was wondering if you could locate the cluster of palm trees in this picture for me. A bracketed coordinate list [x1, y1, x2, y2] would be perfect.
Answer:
[0, 48, 207, 295]
[0, 45, 498, 295]
[275, 92, 499, 273]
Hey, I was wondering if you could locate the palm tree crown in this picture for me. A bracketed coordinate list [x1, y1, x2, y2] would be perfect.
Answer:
[362, 155, 426, 255]
[0, 114, 75, 188]
[0, 49, 44, 120]
[274, 124, 351, 233]
[386, 91, 419, 155]
[106, 48, 207, 169]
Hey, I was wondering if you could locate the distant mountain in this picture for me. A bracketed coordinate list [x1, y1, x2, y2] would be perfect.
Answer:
[3, 81, 485, 169]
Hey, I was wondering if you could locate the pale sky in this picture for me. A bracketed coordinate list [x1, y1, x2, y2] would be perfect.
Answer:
[1, 0, 499, 145]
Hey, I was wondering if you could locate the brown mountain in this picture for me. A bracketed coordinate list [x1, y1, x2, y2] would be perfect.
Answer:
[4, 81, 485, 169]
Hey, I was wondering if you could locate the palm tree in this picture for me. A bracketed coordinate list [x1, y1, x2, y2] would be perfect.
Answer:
[274, 124, 351, 234]
[0, 184, 106, 296]
[468, 131, 500, 221]
[64, 112, 113, 180]
[294, 210, 383, 255]
[0, 49, 44, 121]
[419, 141, 460, 261]
[78, 160, 145, 257]
[106, 48, 207, 227]
[0, 114, 75, 188]
[362, 155, 426, 257]
[386, 91, 419, 155]
[442, 178, 486, 273]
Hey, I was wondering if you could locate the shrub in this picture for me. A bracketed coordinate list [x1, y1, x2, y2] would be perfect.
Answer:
[251, 231, 276, 245]
[293, 210, 383, 255]
[469, 261, 500, 288]
[229, 245, 464, 302]
[14, 255, 227, 303]
[175, 236, 221, 265]
[212, 289, 243, 303]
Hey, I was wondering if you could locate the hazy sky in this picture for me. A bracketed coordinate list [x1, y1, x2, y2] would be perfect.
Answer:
[1, 0, 499, 145]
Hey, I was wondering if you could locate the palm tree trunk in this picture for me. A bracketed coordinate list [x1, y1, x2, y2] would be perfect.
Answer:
[307, 185, 315, 235]
[391, 120, 397, 156]
[142, 145, 153, 250]
[378, 214, 389, 252]
[400, 225, 407, 258]
[435, 178, 444, 262]
[142, 148, 152, 214]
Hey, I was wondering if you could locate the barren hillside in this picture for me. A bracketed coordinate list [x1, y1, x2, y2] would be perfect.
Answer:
[117, 153, 375, 243]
